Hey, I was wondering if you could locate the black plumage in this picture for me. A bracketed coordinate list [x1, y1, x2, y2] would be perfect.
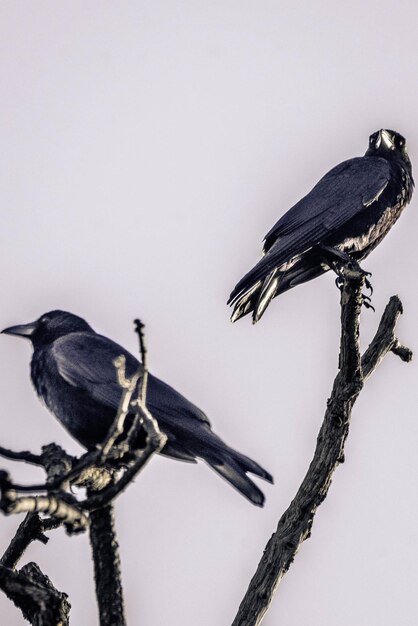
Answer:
[2, 311, 272, 506]
[229, 129, 414, 323]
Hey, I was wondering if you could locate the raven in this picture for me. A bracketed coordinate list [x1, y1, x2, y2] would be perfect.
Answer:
[229, 129, 413, 323]
[2, 311, 272, 506]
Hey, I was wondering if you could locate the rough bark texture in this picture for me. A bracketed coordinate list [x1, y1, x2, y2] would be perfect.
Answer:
[231, 272, 412, 626]
[0, 512, 69, 625]
[0, 562, 70, 626]
[89, 503, 126, 626]
[1, 514, 48, 570]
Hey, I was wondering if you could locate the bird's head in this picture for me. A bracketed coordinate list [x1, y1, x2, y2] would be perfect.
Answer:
[366, 129, 411, 170]
[1, 310, 93, 348]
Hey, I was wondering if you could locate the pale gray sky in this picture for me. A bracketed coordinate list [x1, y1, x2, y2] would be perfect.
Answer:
[0, 2, 417, 624]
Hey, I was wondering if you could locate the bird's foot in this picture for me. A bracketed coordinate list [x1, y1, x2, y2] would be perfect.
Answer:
[321, 245, 371, 281]
[343, 260, 374, 308]
[343, 257, 371, 281]
[341, 262, 375, 310]
[331, 258, 374, 310]
[320, 245, 375, 309]
[335, 275, 344, 292]
[364, 275, 373, 295]
[361, 293, 375, 311]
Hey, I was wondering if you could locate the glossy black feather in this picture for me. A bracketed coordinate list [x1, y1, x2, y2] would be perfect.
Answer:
[229, 158, 392, 301]
[262, 158, 391, 253]
[3, 311, 272, 506]
[229, 130, 413, 322]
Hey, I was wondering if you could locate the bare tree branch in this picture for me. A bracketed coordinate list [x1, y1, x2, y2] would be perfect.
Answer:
[89, 503, 125, 626]
[0, 447, 43, 466]
[87, 319, 166, 625]
[134, 319, 149, 406]
[100, 354, 141, 459]
[0, 512, 68, 625]
[0, 318, 166, 625]
[83, 402, 166, 512]
[0, 562, 70, 626]
[1, 513, 57, 570]
[0, 318, 164, 624]
[0, 480, 89, 532]
[0, 445, 88, 534]
[231, 270, 412, 626]
[361, 295, 412, 380]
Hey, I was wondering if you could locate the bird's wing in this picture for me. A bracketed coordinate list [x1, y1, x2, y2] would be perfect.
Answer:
[51, 332, 142, 409]
[52, 332, 211, 427]
[229, 157, 391, 303]
[146, 375, 211, 428]
[262, 157, 390, 254]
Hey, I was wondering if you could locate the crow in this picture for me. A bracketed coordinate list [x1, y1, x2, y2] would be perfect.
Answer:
[2, 310, 273, 506]
[229, 129, 413, 323]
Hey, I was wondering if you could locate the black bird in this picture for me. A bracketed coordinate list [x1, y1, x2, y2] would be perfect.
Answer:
[229, 129, 414, 323]
[1, 311, 272, 506]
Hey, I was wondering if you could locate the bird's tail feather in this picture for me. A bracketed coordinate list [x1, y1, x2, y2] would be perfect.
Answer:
[228, 448, 273, 483]
[153, 414, 273, 506]
[230, 269, 281, 324]
[230, 281, 262, 323]
[230, 256, 328, 322]
[252, 269, 281, 323]
[206, 458, 267, 507]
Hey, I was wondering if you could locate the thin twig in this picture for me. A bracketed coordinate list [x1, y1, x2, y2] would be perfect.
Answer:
[83, 402, 166, 512]
[134, 318, 148, 405]
[0, 445, 88, 533]
[100, 355, 141, 458]
[0, 475, 88, 533]
[0, 446, 43, 466]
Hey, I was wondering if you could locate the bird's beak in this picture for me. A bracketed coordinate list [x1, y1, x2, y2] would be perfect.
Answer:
[1, 321, 37, 339]
[379, 129, 394, 150]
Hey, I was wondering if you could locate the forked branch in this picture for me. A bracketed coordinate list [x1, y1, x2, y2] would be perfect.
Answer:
[0, 319, 166, 626]
[232, 270, 412, 626]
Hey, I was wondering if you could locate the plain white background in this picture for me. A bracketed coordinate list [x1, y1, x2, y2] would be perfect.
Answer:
[0, 2, 417, 624]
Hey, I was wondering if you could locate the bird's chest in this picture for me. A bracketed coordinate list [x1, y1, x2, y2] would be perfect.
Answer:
[31, 353, 71, 424]
[30, 349, 117, 449]
[31, 352, 51, 406]
[339, 202, 404, 256]
[338, 173, 411, 258]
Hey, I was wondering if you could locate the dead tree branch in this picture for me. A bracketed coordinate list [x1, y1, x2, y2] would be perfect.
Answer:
[231, 269, 412, 626]
[86, 318, 166, 626]
[89, 503, 125, 626]
[0, 319, 166, 625]
[0, 562, 70, 626]
[1, 514, 59, 570]
[0, 447, 43, 466]
[0, 512, 68, 625]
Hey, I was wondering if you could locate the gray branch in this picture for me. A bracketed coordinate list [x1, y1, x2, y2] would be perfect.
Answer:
[231, 272, 412, 626]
